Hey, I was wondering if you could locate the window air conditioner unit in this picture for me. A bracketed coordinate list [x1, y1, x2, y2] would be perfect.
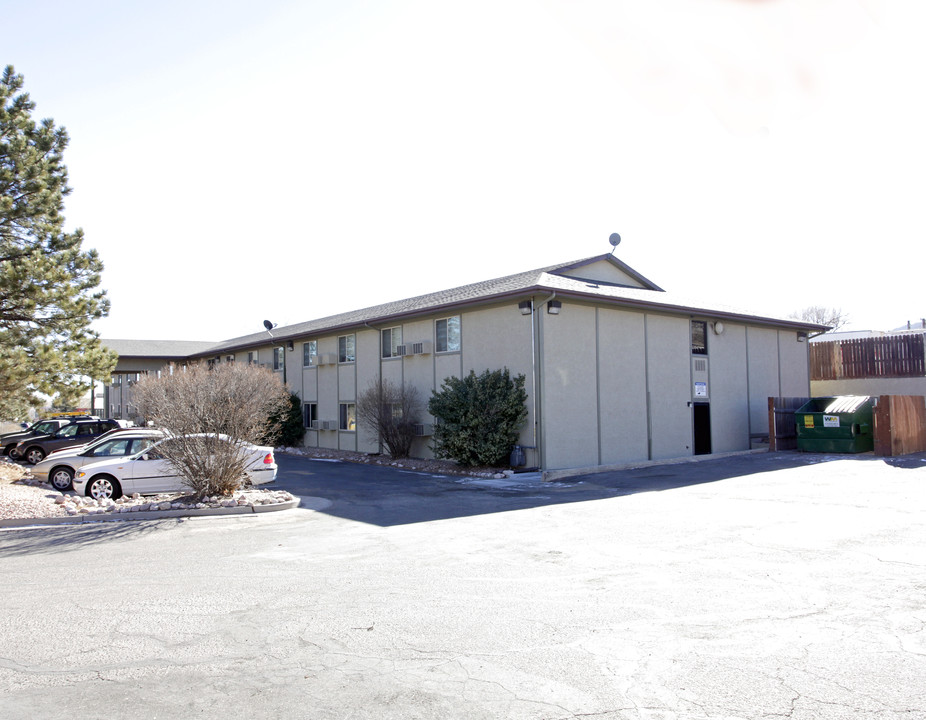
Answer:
[321, 420, 338, 431]
[309, 420, 320, 430]
[412, 341, 432, 355]
[413, 423, 434, 437]
[324, 353, 338, 365]
[395, 345, 408, 357]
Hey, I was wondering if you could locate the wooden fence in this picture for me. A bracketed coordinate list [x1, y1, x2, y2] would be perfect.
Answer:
[874, 395, 926, 456]
[767, 396, 810, 451]
[811, 334, 925, 380]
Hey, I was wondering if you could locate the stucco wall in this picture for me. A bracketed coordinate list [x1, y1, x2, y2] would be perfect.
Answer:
[539, 303, 601, 469]
[704, 322, 748, 452]
[645, 313, 693, 461]
[597, 308, 649, 465]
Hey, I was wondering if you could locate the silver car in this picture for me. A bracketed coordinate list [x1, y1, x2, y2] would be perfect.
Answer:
[31, 430, 164, 491]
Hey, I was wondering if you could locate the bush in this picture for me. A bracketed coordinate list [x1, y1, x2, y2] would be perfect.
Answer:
[428, 368, 527, 467]
[133, 362, 289, 497]
[262, 392, 305, 447]
[355, 380, 422, 458]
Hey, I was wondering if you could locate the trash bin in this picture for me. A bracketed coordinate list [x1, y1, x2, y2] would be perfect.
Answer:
[795, 396, 875, 453]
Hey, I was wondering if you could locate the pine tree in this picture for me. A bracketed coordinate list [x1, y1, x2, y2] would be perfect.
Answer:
[0, 65, 116, 419]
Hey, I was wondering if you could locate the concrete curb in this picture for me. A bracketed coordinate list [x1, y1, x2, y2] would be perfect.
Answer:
[0, 497, 304, 529]
[542, 448, 770, 481]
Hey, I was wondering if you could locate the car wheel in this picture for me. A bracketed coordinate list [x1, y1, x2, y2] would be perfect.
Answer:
[88, 475, 122, 500]
[49, 466, 75, 491]
[25, 447, 45, 465]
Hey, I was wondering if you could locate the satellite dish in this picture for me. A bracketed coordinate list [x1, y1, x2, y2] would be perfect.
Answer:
[263, 320, 274, 331]
[608, 233, 621, 248]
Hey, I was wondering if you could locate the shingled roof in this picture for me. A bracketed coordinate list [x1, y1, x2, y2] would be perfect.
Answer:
[102, 339, 219, 358]
[187, 254, 825, 357]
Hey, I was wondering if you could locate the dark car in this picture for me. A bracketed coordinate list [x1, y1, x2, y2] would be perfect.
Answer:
[1, 419, 75, 456]
[14, 419, 120, 465]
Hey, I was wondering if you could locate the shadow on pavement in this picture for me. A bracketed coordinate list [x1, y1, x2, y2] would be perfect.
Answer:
[0, 518, 183, 556]
[272, 451, 879, 528]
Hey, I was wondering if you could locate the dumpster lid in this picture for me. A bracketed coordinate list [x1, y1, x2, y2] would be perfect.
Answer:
[824, 396, 871, 414]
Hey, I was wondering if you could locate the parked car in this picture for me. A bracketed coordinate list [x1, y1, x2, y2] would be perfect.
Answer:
[72, 435, 278, 499]
[31, 429, 164, 491]
[13, 419, 121, 465]
[1, 419, 75, 456]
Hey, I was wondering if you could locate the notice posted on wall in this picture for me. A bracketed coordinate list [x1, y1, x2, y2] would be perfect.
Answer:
[823, 415, 840, 428]
[694, 382, 707, 397]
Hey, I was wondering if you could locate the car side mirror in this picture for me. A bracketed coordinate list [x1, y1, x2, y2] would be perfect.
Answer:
[140, 453, 150, 461]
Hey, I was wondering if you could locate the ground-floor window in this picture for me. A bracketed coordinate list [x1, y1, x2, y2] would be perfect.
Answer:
[339, 403, 356, 431]
[304, 403, 317, 428]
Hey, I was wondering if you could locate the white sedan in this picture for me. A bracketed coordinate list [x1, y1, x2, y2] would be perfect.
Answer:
[72, 436, 277, 500]
[31, 429, 164, 491]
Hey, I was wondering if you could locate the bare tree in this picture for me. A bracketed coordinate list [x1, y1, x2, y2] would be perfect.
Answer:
[355, 379, 422, 458]
[789, 306, 848, 333]
[133, 362, 289, 497]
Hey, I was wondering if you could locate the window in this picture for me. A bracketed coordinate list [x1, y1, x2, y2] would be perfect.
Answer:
[339, 403, 356, 431]
[247, 351, 256, 365]
[225, 355, 234, 363]
[273, 346, 284, 370]
[88, 439, 132, 457]
[303, 341, 317, 367]
[304, 402, 318, 428]
[436, 316, 461, 353]
[382, 327, 403, 358]
[338, 334, 355, 363]
[382, 402, 402, 420]
[57, 424, 79, 438]
[691, 321, 708, 355]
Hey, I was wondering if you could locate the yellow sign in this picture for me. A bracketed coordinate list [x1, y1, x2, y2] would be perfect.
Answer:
[803, 415, 814, 428]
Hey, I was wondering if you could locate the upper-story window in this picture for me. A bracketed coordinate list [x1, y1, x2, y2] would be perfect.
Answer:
[273, 346, 284, 370]
[436, 316, 461, 353]
[382, 327, 403, 358]
[338, 334, 356, 363]
[303, 341, 317, 367]
[691, 321, 708, 355]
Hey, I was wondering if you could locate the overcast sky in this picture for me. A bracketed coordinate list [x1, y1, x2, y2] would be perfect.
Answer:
[6, 0, 924, 341]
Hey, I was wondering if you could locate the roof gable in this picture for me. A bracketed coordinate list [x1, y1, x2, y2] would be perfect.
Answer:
[550, 255, 662, 291]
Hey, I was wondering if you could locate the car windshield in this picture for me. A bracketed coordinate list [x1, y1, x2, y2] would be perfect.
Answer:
[33, 422, 59, 434]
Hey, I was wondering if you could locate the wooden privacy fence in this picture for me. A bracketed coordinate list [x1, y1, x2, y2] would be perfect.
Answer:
[769, 394, 926, 456]
[874, 395, 926, 456]
[811, 334, 925, 380]
[768, 396, 810, 451]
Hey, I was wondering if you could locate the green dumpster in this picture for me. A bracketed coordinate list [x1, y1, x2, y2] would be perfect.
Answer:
[795, 396, 874, 453]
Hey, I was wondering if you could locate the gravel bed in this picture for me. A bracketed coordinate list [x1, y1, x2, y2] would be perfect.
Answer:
[280, 446, 512, 478]
[0, 459, 294, 521]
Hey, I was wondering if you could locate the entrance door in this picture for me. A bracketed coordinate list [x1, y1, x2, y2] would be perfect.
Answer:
[693, 402, 712, 455]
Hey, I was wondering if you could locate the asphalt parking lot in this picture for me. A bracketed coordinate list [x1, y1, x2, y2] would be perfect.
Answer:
[1, 451, 924, 720]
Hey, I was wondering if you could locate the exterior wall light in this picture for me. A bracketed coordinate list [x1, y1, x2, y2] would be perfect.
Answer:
[519, 301, 532, 315]
[797, 332, 808, 342]
[547, 300, 562, 315]
[287, 340, 294, 351]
